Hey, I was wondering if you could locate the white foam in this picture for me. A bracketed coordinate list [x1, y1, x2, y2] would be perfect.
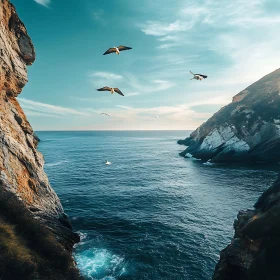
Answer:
[77, 231, 88, 241]
[45, 160, 69, 167]
[185, 153, 193, 158]
[203, 160, 214, 166]
[75, 248, 126, 280]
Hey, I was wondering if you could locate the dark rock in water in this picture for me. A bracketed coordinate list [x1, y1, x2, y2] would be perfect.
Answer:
[178, 69, 280, 163]
[213, 175, 280, 280]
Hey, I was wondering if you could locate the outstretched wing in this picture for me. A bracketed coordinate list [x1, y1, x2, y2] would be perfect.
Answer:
[114, 88, 124, 96]
[97, 86, 111, 92]
[190, 70, 195, 76]
[103, 48, 116, 55]
[101, 113, 110, 117]
[118, 46, 132, 52]
[197, 74, 207, 78]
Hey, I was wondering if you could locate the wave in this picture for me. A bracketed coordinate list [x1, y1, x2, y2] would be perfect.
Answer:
[44, 160, 69, 167]
[75, 247, 126, 280]
[203, 160, 215, 166]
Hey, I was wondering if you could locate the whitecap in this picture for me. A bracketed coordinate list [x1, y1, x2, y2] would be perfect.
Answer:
[77, 231, 88, 241]
[44, 160, 69, 167]
[185, 153, 193, 158]
[75, 248, 127, 280]
[203, 160, 214, 166]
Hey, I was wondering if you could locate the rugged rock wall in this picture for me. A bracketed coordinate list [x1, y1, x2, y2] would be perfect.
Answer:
[178, 69, 280, 163]
[0, 1, 80, 278]
[213, 175, 280, 280]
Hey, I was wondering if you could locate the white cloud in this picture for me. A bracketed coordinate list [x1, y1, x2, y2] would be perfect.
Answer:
[115, 105, 133, 110]
[82, 100, 220, 130]
[125, 92, 140, 97]
[125, 74, 174, 94]
[90, 72, 123, 80]
[152, 80, 173, 91]
[18, 98, 88, 118]
[34, 0, 50, 8]
[140, 20, 194, 37]
[92, 10, 105, 23]
[138, 0, 280, 92]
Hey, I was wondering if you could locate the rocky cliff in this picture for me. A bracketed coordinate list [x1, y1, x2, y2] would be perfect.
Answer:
[178, 69, 280, 163]
[0, 1, 81, 279]
[213, 175, 280, 280]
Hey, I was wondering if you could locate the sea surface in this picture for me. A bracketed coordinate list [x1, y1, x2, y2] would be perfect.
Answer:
[37, 131, 279, 280]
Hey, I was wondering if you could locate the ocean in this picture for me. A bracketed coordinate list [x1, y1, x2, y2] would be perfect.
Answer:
[37, 131, 279, 280]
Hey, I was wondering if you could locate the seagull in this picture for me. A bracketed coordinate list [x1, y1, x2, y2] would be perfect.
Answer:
[105, 160, 112, 165]
[101, 113, 110, 117]
[97, 87, 124, 96]
[190, 71, 207, 81]
[103, 46, 132, 56]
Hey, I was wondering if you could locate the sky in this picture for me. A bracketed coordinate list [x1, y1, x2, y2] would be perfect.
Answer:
[12, 0, 280, 131]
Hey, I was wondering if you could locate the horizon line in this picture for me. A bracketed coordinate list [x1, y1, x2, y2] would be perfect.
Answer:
[35, 129, 194, 132]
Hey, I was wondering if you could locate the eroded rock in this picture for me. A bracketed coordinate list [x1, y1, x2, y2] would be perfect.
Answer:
[178, 69, 280, 163]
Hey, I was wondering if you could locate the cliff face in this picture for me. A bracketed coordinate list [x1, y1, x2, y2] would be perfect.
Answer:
[0, 0, 62, 216]
[213, 175, 280, 280]
[0, 1, 80, 279]
[178, 69, 280, 163]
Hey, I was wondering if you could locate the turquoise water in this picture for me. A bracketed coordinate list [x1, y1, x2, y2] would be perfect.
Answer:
[37, 131, 279, 280]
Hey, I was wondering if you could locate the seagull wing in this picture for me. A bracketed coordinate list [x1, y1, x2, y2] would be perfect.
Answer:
[97, 86, 111, 92]
[190, 70, 195, 76]
[196, 74, 208, 78]
[103, 48, 116, 55]
[118, 46, 132, 52]
[114, 88, 124, 96]
[101, 113, 110, 117]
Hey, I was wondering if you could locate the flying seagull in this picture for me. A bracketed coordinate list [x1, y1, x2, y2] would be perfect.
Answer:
[101, 113, 110, 117]
[97, 87, 124, 96]
[105, 160, 112, 165]
[103, 46, 132, 55]
[190, 71, 207, 81]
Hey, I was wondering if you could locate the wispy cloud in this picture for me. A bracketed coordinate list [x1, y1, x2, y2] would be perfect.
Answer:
[125, 92, 140, 97]
[125, 74, 174, 94]
[34, 0, 51, 8]
[139, 0, 280, 90]
[90, 72, 123, 80]
[115, 105, 133, 110]
[92, 9, 105, 23]
[83, 98, 225, 130]
[140, 20, 194, 37]
[18, 98, 88, 118]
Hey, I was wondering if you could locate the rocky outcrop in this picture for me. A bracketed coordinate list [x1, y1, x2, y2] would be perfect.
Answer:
[212, 175, 280, 280]
[178, 69, 280, 163]
[0, 1, 80, 279]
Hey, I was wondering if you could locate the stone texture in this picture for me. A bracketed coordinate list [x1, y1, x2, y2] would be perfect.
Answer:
[213, 175, 280, 280]
[178, 69, 280, 163]
[0, 0, 78, 259]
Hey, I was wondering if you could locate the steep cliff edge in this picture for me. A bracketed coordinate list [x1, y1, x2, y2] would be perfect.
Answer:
[0, 1, 81, 279]
[213, 175, 280, 280]
[178, 69, 280, 163]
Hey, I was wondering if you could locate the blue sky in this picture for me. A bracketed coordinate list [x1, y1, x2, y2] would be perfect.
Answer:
[13, 0, 280, 130]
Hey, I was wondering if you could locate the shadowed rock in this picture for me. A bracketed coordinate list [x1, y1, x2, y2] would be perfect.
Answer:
[213, 175, 280, 280]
